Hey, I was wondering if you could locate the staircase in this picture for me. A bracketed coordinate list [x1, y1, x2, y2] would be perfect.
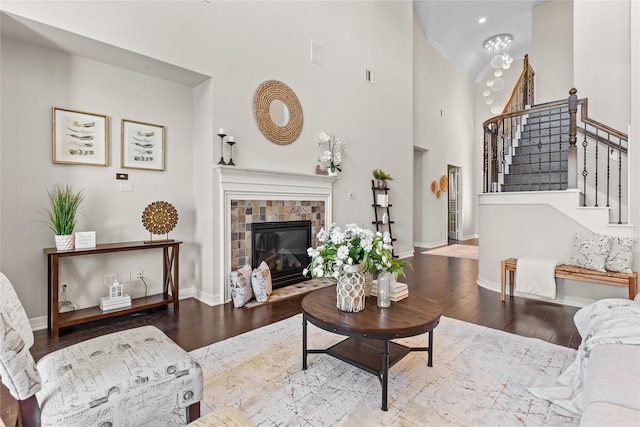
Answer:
[484, 88, 629, 225]
[501, 106, 570, 192]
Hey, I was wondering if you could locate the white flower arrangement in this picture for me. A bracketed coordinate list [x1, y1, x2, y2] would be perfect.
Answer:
[318, 131, 346, 173]
[303, 223, 410, 280]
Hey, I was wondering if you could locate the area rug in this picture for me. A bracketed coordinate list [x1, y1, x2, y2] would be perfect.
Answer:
[243, 279, 334, 308]
[186, 314, 579, 426]
[422, 244, 479, 260]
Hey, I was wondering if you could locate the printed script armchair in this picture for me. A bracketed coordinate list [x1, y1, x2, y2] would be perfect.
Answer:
[0, 272, 202, 426]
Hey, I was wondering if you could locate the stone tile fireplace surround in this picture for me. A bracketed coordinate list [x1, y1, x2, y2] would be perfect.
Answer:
[216, 166, 336, 301]
[230, 199, 324, 271]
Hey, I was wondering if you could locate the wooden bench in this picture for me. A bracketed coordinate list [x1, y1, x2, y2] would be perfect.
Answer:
[501, 258, 638, 301]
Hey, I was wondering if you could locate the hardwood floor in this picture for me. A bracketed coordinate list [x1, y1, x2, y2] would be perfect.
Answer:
[1, 240, 581, 426]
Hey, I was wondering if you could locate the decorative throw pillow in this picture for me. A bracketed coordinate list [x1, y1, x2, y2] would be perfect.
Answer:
[251, 261, 272, 303]
[568, 232, 611, 272]
[229, 265, 253, 308]
[605, 236, 636, 273]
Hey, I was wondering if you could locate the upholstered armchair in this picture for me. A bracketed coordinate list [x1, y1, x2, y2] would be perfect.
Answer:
[0, 272, 202, 426]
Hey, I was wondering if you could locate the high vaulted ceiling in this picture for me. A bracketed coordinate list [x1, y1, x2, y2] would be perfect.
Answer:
[414, 0, 549, 82]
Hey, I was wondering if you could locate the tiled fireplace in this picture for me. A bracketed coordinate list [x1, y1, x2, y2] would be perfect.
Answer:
[216, 166, 335, 301]
[230, 200, 324, 270]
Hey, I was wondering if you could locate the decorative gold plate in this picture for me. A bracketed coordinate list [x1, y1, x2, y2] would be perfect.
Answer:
[142, 201, 178, 237]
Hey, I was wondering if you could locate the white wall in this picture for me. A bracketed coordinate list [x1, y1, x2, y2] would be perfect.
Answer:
[1, 1, 415, 317]
[531, 0, 574, 104]
[413, 14, 476, 247]
[574, 0, 630, 132]
[0, 37, 197, 318]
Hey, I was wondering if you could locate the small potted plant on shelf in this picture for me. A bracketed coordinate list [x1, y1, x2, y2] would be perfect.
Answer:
[45, 184, 84, 251]
[372, 168, 393, 189]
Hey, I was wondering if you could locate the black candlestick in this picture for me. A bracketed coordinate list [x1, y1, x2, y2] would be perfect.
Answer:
[227, 140, 236, 166]
[217, 133, 227, 165]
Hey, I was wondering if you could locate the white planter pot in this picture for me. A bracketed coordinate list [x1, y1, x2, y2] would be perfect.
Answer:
[55, 234, 74, 251]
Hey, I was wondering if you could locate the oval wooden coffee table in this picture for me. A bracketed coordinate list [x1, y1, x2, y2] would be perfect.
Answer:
[301, 285, 442, 411]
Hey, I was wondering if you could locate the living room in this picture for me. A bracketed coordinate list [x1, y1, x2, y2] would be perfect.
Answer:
[1, 0, 639, 425]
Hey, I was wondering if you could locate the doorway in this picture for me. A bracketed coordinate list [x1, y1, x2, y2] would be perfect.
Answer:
[413, 148, 428, 247]
[447, 165, 461, 242]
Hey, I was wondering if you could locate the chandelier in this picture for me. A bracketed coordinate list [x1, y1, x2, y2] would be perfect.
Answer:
[482, 34, 514, 114]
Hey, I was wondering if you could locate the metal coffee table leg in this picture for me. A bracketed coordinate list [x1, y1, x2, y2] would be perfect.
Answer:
[381, 340, 389, 411]
[302, 314, 308, 370]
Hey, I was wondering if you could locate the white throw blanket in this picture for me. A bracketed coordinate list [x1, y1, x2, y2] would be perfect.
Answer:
[516, 256, 562, 299]
[528, 298, 640, 414]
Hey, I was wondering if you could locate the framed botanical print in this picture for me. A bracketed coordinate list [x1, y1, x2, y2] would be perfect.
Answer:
[121, 119, 165, 171]
[52, 107, 108, 166]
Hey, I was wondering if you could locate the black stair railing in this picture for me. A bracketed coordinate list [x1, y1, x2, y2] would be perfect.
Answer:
[483, 88, 629, 224]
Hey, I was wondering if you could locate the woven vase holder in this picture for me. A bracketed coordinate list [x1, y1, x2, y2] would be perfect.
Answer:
[358, 262, 374, 297]
[336, 264, 366, 312]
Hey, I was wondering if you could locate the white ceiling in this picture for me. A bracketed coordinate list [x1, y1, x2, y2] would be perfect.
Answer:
[414, 0, 549, 82]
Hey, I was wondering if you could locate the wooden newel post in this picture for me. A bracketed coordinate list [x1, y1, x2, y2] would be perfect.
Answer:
[567, 88, 578, 189]
[523, 54, 530, 107]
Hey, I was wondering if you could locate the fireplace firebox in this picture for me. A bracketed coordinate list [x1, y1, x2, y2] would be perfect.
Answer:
[251, 220, 311, 289]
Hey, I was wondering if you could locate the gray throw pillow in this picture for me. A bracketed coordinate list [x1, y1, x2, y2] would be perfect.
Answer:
[605, 236, 636, 273]
[568, 232, 611, 272]
[229, 265, 253, 308]
[251, 261, 272, 303]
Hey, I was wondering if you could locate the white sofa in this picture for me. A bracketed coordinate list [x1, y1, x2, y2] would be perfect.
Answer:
[528, 296, 640, 425]
[579, 343, 640, 426]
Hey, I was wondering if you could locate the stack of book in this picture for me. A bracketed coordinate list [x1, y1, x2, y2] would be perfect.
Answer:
[370, 281, 409, 302]
[100, 294, 132, 312]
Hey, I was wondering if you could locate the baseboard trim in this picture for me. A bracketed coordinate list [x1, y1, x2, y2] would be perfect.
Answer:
[30, 316, 48, 332]
[396, 249, 414, 259]
[476, 275, 593, 308]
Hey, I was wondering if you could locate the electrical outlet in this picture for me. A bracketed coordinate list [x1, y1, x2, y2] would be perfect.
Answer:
[104, 273, 117, 286]
[348, 191, 356, 199]
[135, 270, 144, 280]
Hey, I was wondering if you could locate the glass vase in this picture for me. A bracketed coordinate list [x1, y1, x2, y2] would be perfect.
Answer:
[377, 271, 393, 308]
[336, 264, 365, 312]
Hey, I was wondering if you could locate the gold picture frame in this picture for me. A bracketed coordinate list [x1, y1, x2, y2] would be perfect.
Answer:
[52, 107, 108, 166]
[121, 119, 165, 171]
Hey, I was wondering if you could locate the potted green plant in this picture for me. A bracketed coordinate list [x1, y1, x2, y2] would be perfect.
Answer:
[372, 168, 393, 189]
[45, 184, 84, 250]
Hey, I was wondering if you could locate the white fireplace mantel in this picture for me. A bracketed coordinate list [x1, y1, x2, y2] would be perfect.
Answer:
[216, 165, 336, 196]
[214, 165, 336, 303]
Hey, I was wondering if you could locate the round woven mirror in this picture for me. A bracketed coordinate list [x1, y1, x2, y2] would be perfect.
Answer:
[253, 80, 303, 145]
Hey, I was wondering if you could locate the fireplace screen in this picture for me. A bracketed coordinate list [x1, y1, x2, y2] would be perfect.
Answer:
[251, 220, 311, 289]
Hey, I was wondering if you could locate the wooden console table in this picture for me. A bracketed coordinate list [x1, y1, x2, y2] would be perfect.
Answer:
[44, 240, 181, 338]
